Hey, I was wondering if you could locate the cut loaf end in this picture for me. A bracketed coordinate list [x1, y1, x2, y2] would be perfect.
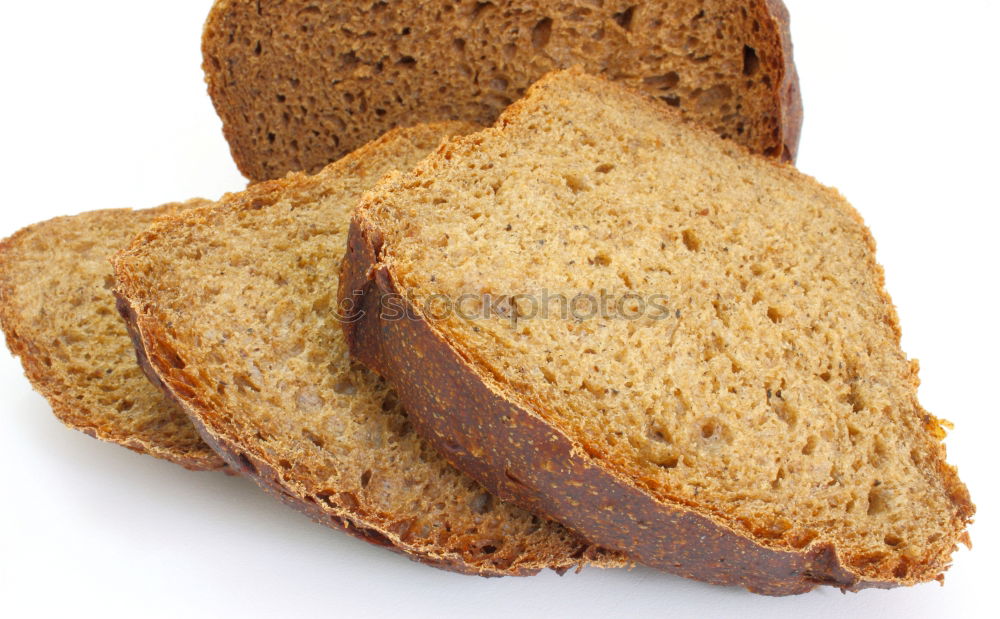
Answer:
[204, 0, 801, 181]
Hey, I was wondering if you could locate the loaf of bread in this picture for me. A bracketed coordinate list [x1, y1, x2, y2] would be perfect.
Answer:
[342, 69, 974, 594]
[203, 0, 801, 181]
[113, 122, 625, 575]
[0, 202, 227, 471]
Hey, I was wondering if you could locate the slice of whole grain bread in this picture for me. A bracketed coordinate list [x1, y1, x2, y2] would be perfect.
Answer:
[341, 69, 974, 594]
[112, 122, 624, 575]
[0, 201, 227, 471]
[203, 0, 801, 181]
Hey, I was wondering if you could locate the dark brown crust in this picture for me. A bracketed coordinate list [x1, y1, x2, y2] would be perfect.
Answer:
[340, 219, 904, 596]
[109, 130, 624, 576]
[113, 290, 528, 576]
[203, 0, 803, 180]
[762, 0, 803, 162]
[338, 67, 974, 592]
[0, 211, 228, 473]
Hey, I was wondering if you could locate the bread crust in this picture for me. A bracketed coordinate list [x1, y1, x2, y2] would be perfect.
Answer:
[338, 69, 973, 594]
[113, 293, 514, 575]
[111, 123, 625, 577]
[0, 207, 228, 472]
[761, 0, 802, 161]
[203, 0, 803, 180]
[341, 219, 900, 595]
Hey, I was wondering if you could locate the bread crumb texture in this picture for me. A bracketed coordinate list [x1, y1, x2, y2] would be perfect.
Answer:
[204, 0, 800, 180]
[0, 201, 227, 470]
[112, 122, 624, 575]
[356, 69, 974, 588]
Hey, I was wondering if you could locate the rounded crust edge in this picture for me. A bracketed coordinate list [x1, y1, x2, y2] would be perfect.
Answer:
[338, 212, 913, 596]
[338, 76, 973, 585]
[0, 210, 228, 473]
[110, 284, 540, 577]
[108, 162, 622, 577]
[761, 0, 803, 162]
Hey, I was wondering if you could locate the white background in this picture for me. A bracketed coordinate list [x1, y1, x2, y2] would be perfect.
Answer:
[1, 1, 997, 617]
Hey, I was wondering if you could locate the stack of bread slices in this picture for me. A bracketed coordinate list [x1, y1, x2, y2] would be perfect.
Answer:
[0, 0, 972, 596]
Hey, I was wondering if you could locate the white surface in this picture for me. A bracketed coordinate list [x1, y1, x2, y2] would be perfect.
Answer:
[0, 1, 997, 617]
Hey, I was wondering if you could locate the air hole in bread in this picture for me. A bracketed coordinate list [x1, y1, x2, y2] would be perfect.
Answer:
[592, 252, 611, 267]
[471, 2, 495, 21]
[700, 419, 720, 439]
[612, 6, 636, 31]
[643, 72, 679, 90]
[656, 454, 679, 470]
[802, 435, 818, 455]
[771, 398, 797, 428]
[332, 376, 357, 395]
[381, 390, 399, 412]
[470, 492, 494, 514]
[532, 17, 553, 50]
[563, 173, 589, 194]
[771, 466, 785, 489]
[681, 229, 700, 251]
[659, 94, 681, 107]
[302, 428, 325, 448]
[540, 367, 558, 385]
[743, 45, 759, 76]
[867, 486, 890, 516]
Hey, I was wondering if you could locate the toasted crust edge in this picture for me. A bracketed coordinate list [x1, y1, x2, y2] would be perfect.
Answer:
[0, 208, 228, 472]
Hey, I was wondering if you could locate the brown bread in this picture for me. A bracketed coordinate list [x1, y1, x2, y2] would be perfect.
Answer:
[342, 69, 974, 594]
[0, 202, 227, 471]
[113, 122, 626, 575]
[203, 0, 801, 181]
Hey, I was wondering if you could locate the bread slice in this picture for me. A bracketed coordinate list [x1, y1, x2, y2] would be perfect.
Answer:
[0, 202, 227, 471]
[112, 122, 624, 575]
[203, 0, 801, 181]
[342, 69, 974, 594]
